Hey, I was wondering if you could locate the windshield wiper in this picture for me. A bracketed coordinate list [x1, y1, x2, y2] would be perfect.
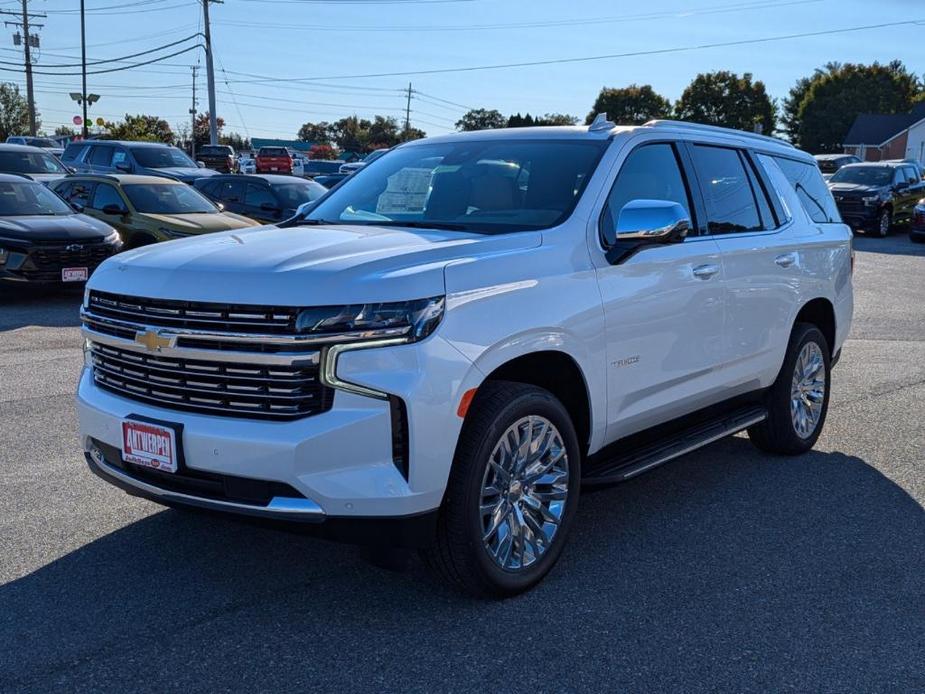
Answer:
[372, 220, 471, 231]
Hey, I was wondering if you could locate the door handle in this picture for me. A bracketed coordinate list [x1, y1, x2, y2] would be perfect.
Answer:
[692, 263, 720, 280]
[775, 252, 797, 268]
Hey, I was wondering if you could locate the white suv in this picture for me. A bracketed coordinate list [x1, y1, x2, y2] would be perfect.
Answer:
[77, 118, 853, 596]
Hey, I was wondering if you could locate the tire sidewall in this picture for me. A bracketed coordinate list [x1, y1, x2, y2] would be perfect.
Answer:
[878, 209, 891, 237]
[774, 325, 831, 451]
[460, 389, 581, 594]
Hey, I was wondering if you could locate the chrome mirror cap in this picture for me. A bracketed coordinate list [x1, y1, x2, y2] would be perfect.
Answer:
[615, 199, 691, 242]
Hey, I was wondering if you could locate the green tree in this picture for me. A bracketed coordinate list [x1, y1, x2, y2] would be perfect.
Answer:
[104, 113, 174, 143]
[786, 61, 922, 152]
[220, 131, 250, 152]
[330, 115, 372, 152]
[193, 112, 226, 149]
[0, 82, 33, 141]
[367, 115, 402, 148]
[536, 113, 578, 126]
[455, 108, 506, 131]
[585, 85, 671, 125]
[297, 120, 332, 144]
[674, 71, 776, 134]
[400, 125, 426, 142]
[54, 125, 78, 137]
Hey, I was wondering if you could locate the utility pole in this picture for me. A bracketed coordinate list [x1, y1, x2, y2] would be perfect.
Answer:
[1, 1, 44, 136]
[190, 65, 198, 161]
[201, 0, 220, 145]
[79, 0, 87, 138]
[404, 82, 412, 137]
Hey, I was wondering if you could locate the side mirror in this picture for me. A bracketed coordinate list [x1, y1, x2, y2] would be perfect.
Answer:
[101, 203, 128, 216]
[70, 201, 84, 213]
[215, 202, 224, 211]
[606, 199, 690, 264]
[294, 200, 315, 218]
[895, 181, 909, 191]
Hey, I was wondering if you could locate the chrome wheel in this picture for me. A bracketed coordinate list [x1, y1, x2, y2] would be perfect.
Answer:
[879, 210, 890, 237]
[479, 415, 569, 571]
[790, 342, 826, 439]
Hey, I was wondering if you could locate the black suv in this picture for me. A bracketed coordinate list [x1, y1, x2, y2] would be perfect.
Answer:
[196, 144, 237, 173]
[827, 161, 925, 237]
[193, 174, 327, 222]
[62, 140, 218, 184]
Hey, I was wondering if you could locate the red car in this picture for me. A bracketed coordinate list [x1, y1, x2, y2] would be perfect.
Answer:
[255, 146, 293, 174]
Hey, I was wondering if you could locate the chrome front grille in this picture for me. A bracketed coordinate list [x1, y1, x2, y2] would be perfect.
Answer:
[87, 290, 299, 334]
[89, 342, 332, 420]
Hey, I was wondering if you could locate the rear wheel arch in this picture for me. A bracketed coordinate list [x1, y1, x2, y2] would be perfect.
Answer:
[794, 297, 836, 358]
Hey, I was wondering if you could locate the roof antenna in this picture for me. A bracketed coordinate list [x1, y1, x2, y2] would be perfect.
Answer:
[588, 113, 615, 131]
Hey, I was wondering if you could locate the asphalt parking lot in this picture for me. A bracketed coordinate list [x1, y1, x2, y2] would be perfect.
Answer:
[1, 234, 923, 693]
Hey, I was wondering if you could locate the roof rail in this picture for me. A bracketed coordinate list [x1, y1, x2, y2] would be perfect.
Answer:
[64, 172, 121, 183]
[642, 119, 796, 149]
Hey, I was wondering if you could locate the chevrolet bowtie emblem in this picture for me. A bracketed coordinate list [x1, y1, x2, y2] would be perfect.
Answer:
[134, 329, 175, 352]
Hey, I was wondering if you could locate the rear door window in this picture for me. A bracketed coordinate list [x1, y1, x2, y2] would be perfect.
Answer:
[690, 145, 763, 234]
[769, 155, 840, 224]
[216, 179, 246, 202]
[62, 181, 94, 209]
[245, 183, 277, 208]
[62, 143, 89, 163]
[88, 146, 114, 167]
[90, 183, 124, 211]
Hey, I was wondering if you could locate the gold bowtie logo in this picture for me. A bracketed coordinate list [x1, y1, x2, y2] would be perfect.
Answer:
[134, 330, 175, 352]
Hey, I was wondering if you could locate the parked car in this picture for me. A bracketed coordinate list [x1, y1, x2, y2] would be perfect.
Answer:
[238, 154, 256, 174]
[311, 173, 350, 189]
[50, 174, 257, 249]
[911, 198, 925, 242]
[290, 151, 305, 178]
[255, 146, 293, 174]
[62, 140, 219, 184]
[827, 161, 925, 236]
[193, 174, 327, 223]
[302, 159, 342, 177]
[5, 136, 65, 157]
[883, 158, 925, 180]
[77, 118, 852, 597]
[196, 144, 237, 173]
[339, 148, 389, 174]
[0, 174, 121, 284]
[0, 143, 70, 184]
[814, 153, 860, 180]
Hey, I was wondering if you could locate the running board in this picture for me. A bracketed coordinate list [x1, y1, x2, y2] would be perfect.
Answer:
[582, 405, 767, 487]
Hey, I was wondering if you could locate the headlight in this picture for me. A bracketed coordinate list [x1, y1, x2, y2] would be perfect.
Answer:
[296, 297, 445, 342]
[105, 230, 121, 245]
[862, 195, 881, 205]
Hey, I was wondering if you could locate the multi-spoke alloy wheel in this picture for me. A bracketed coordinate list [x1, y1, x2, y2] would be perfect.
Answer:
[790, 341, 826, 439]
[479, 416, 569, 571]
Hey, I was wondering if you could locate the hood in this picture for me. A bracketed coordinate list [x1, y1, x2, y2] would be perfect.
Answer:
[0, 213, 114, 244]
[139, 211, 257, 233]
[828, 182, 886, 195]
[88, 223, 541, 305]
[150, 167, 218, 181]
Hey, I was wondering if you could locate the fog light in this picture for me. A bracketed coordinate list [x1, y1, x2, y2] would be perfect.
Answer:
[88, 443, 105, 466]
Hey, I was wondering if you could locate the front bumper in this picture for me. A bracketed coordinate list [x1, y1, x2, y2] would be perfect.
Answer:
[834, 202, 880, 230]
[77, 332, 479, 523]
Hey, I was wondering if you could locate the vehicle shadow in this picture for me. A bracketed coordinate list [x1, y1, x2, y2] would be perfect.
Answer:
[851, 232, 925, 256]
[2, 437, 922, 692]
[0, 285, 82, 330]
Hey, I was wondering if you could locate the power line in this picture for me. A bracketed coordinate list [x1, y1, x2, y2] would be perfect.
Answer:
[7, 33, 202, 68]
[222, 19, 925, 84]
[0, 43, 202, 74]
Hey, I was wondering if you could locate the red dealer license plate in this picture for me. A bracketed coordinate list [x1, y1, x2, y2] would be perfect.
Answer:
[62, 267, 88, 282]
[121, 419, 178, 473]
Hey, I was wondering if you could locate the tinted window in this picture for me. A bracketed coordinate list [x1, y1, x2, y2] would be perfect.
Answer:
[215, 179, 245, 202]
[111, 148, 129, 168]
[57, 181, 93, 209]
[0, 149, 66, 174]
[123, 184, 216, 214]
[308, 140, 607, 234]
[245, 183, 277, 208]
[91, 183, 124, 210]
[200, 145, 232, 156]
[600, 143, 692, 247]
[89, 146, 114, 166]
[829, 166, 892, 186]
[62, 143, 88, 163]
[0, 181, 73, 216]
[742, 153, 777, 228]
[258, 147, 288, 157]
[130, 146, 196, 169]
[273, 180, 327, 208]
[771, 156, 840, 224]
[902, 166, 919, 185]
[691, 145, 764, 233]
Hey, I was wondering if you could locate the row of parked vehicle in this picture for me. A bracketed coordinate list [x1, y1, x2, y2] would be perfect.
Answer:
[814, 153, 925, 239]
[0, 139, 335, 286]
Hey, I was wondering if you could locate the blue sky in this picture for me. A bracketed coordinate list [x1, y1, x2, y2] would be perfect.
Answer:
[11, 0, 925, 140]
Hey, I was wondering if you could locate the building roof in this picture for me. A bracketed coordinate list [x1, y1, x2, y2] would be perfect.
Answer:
[843, 102, 925, 146]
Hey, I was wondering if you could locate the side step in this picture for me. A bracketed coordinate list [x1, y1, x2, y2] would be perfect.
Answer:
[582, 405, 767, 487]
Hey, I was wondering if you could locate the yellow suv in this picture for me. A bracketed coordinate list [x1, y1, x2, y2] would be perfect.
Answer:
[50, 174, 258, 249]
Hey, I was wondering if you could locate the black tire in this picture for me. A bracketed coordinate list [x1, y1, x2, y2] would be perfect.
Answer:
[876, 208, 891, 238]
[748, 323, 831, 455]
[422, 381, 581, 598]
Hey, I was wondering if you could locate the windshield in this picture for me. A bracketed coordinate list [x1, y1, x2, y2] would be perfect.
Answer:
[306, 139, 607, 233]
[830, 166, 893, 186]
[274, 180, 327, 208]
[123, 184, 217, 214]
[200, 146, 231, 156]
[259, 148, 289, 157]
[0, 181, 73, 216]
[364, 149, 388, 163]
[130, 146, 196, 169]
[27, 138, 59, 148]
[817, 158, 851, 173]
[0, 150, 67, 174]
